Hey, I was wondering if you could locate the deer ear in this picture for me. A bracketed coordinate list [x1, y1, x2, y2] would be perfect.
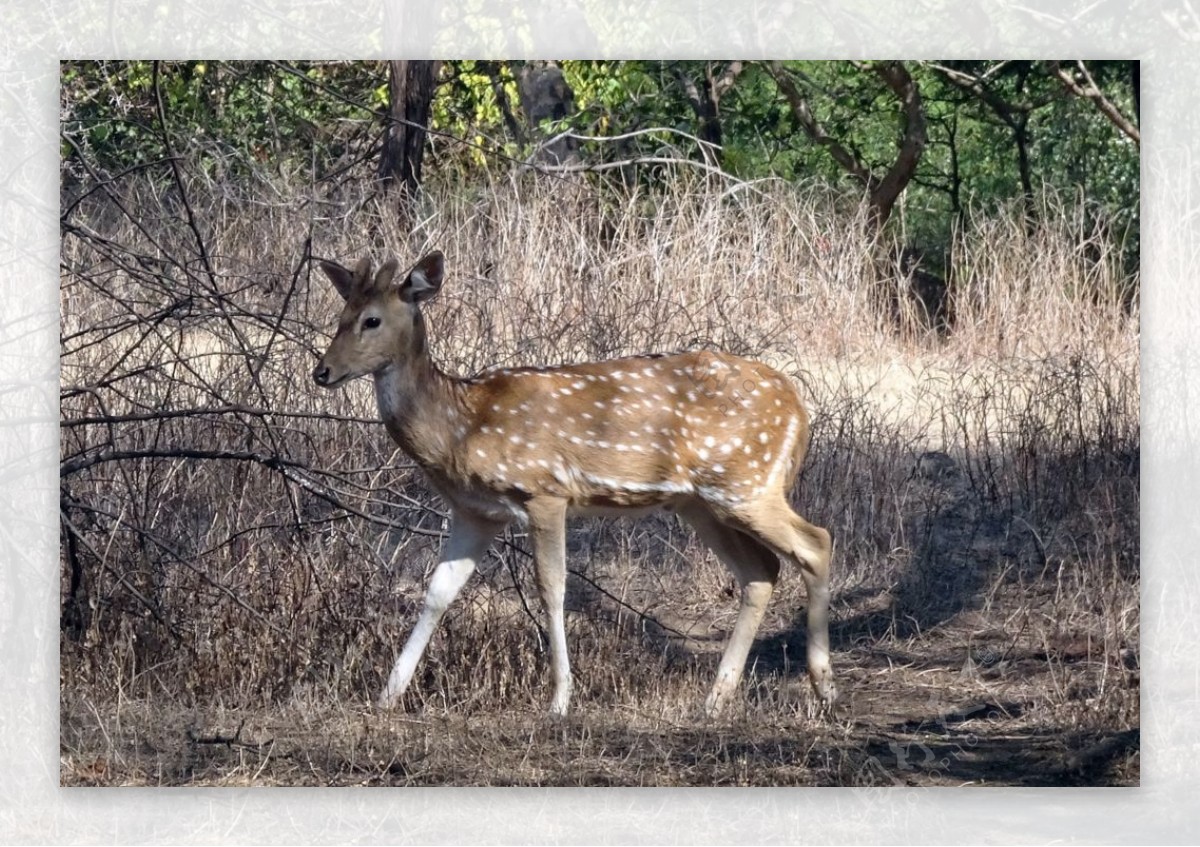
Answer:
[319, 256, 372, 301]
[399, 251, 445, 304]
[373, 258, 400, 292]
[319, 260, 353, 301]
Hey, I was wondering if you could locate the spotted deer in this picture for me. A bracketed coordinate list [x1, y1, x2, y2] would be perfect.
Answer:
[312, 250, 836, 717]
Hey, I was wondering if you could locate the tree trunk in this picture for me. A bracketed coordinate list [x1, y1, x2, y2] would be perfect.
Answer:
[865, 61, 927, 230]
[517, 61, 579, 165]
[767, 60, 925, 231]
[674, 62, 744, 166]
[378, 60, 441, 196]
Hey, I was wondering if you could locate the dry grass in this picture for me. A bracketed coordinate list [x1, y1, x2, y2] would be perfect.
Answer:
[59, 166, 1139, 786]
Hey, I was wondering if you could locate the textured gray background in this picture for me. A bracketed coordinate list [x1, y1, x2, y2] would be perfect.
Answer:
[2, 1, 1184, 842]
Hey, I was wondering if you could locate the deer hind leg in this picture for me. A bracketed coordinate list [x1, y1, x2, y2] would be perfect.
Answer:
[526, 496, 573, 718]
[725, 498, 837, 709]
[677, 503, 782, 717]
[378, 510, 504, 709]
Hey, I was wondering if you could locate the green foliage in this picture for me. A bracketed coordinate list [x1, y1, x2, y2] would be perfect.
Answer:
[61, 60, 383, 181]
[560, 61, 679, 136]
[61, 59, 1139, 282]
[430, 60, 521, 173]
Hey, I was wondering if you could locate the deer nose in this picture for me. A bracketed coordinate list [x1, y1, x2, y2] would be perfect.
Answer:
[313, 363, 330, 385]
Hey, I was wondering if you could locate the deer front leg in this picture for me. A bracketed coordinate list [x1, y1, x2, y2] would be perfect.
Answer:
[526, 497, 573, 718]
[378, 511, 504, 709]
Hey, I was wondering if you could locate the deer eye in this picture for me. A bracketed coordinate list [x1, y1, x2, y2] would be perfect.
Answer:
[362, 316, 382, 330]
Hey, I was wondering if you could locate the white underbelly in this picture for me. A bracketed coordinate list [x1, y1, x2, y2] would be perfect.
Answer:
[567, 502, 675, 519]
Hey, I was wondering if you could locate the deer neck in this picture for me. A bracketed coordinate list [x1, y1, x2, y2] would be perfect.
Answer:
[371, 333, 464, 471]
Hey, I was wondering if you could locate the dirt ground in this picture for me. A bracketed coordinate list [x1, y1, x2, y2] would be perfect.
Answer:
[60, 594, 1139, 787]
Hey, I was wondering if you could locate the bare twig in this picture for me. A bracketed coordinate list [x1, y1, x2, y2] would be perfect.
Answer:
[59, 511, 183, 641]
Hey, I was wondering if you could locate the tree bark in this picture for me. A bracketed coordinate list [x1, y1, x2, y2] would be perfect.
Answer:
[674, 61, 744, 166]
[378, 60, 442, 196]
[865, 61, 928, 230]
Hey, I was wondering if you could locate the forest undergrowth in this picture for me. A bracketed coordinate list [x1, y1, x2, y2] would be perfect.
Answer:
[59, 168, 1139, 785]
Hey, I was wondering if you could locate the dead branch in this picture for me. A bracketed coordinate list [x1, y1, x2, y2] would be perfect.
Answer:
[1049, 61, 1140, 145]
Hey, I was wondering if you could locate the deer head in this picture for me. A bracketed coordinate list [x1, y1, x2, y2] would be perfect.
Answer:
[312, 251, 444, 389]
